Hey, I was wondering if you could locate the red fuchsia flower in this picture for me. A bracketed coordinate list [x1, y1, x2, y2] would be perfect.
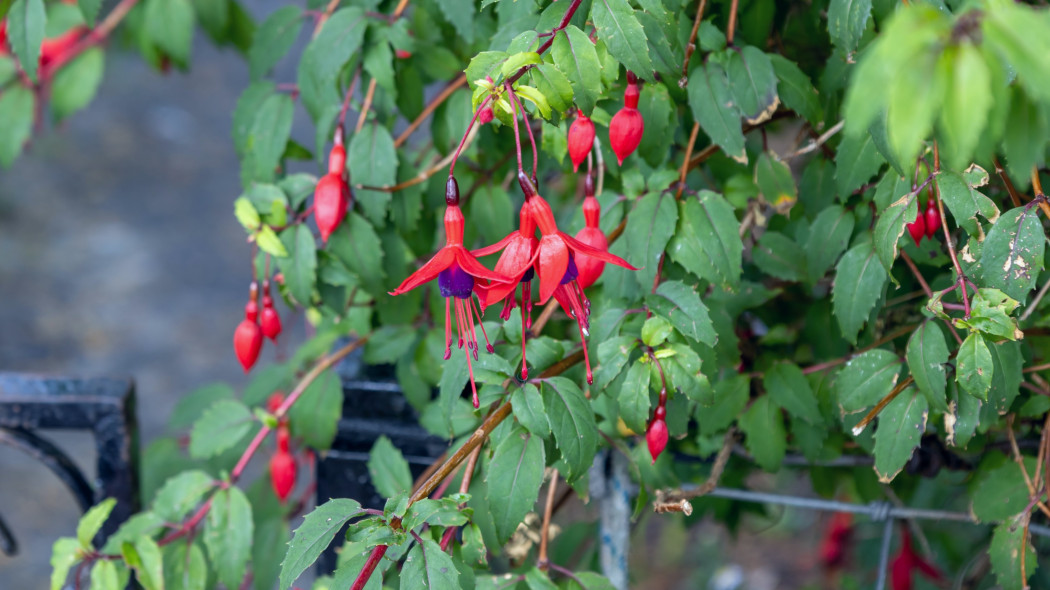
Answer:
[472, 202, 539, 381]
[390, 177, 513, 407]
[905, 205, 926, 247]
[818, 512, 854, 570]
[573, 175, 608, 289]
[646, 401, 668, 464]
[521, 173, 636, 383]
[567, 111, 596, 172]
[260, 281, 282, 341]
[315, 132, 351, 243]
[233, 282, 263, 373]
[478, 107, 494, 125]
[924, 197, 941, 238]
[890, 526, 942, 590]
[609, 72, 644, 165]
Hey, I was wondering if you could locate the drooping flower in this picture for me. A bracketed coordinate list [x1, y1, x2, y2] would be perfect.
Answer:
[567, 111, 596, 172]
[315, 133, 351, 243]
[905, 205, 926, 247]
[609, 73, 644, 165]
[819, 512, 854, 570]
[646, 403, 668, 464]
[521, 173, 636, 383]
[890, 526, 942, 590]
[233, 282, 263, 373]
[574, 175, 609, 289]
[390, 177, 513, 407]
[472, 202, 539, 380]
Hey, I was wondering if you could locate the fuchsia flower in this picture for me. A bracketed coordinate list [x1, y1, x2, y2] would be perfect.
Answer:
[573, 175, 609, 289]
[890, 526, 942, 590]
[390, 178, 513, 407]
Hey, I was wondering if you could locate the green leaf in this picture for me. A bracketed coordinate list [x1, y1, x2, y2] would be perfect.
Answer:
[131, 537, 163, 590]
[49, 47, 104, 121]
[946, 382, 980, 448]
[288, 368, 342, 451]
[764, 362, 822, 424]
[249, 6, 303, 80]
[832, 240, 888, 344]
[725, 46, 779, 125]
[978, 206, 1045, 302]
[804, 205, 855, 284]
[957, 288, 1023, 342]
[8, 0, 45, 82]
[243, 93, 294, 184]
[189, 399, 254, 459]
[280, 499, 362, 590]
[698, 375, 750, 433]
[887, 43, 947, 168]
[399, 539, 461, 590]
[349, 123, 398, 225]
[752, 231, 806, 282]
[233, 83, 275, 156]
[551, 25, 602, 114]
[542, 377, 599, 481]
[162, 541, 206, 590]
[203, 486, 253, 589]
[0, 85, 34, 167]
[234, 197, 262, 230]
[511, 384, 550, 437]
[433, 0, 474, 43]
[277, 224, 317, 306]
[769, 54, 821, 126]
[590, 0, 654, 79]
[364, 325, 415, 364]
[51, 537, 80, 590]
[753, 152, 796, 211]
[152, 470, 215, 522]
[303, 7, 366, 82]
[465, 51, 507, 88]
[487, 427, 546, 542]
[364, 41, 396, 100]
[145, 0, 194, 66]
[668, 191, 743, 290]
[988, 340, 1023, 415]
[972, 460, 1035, 522]
[89, 560, 119, 590]
[835, 131, 885, 198]
[368, 435, 413, 499]
[645, 280, 716, 346]
[872, 188, 917, 274]
[328, 211, 385, 296]
[906, 322, 949, 412]
[256, 225, 289, 258]
[625, 191, 677, 289]
[1001, 88, 1048, 183]
[501, 51, 542, 78]
[827, 0, 871, 59]
[939, 43, 991, 170]
[738, 396, 786, 472]
[990, 513, 1038, 590]
[983, 0, 1050, 104]
[872, 389, 928, 482]
[836, 349, 901, 413]
[76, 0, 100, 26]
[530, 63, 574, 114]
[618, 360, 651, 434]
[956, 332, 993, 400]
[100, 512, 166, 554]
[593, 336, 637, 392]
[936, 166, 1000, 238]
[687, 61, 746, 163]
[77, 498, 116, 549]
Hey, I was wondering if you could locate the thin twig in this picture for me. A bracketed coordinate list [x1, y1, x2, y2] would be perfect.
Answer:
[659, 427, 737, 505]
[1006, 414, 1050, 520]
[394, 75, 467, 148]
[801, 325, 917, 375]
[1021, 277, 1050, 322]
[678, 0, 709, 87]
[726, 0, 740, 44]
[677, 123, 700, 200]
[1031, 166, 1050, 218]
[851, 377, 915, 436]
[537, 469, 559, 570]
[899, 251, 963, 344]
[779, 120, 844, 161]
[933, 142, 971, 319]
[354, 80, 378, 133]
[993, 156, 1023, 208]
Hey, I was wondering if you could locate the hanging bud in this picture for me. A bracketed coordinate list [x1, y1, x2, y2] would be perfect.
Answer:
[314, 173, 349, 243]
[233, 283, 263, 372]
[609, 79, 644, 165]
[924, 199, 941, 238]
[478, 107, 494, 124]
[906, 206, 926, 247]
[261, 281, 283, 341]
[646, 404, 668, 465]
[269, 447, 296, 503]
[574, 176, 608, 288]
[567, 111, 596, 172]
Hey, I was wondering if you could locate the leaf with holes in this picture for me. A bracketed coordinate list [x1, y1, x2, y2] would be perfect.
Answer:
[977, 206, 1045, 302]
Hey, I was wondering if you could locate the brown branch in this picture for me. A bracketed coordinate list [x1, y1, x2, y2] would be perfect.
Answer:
[1031, 167, 1050, 218]
[678, 0, 709, 87]
[394, 74, 467, 148]
[850, 377, 914, 436]
[658, 426, 736, 508]
[993, 156, 1023, 208]
[354, 80, 378, 133]
[537, 469, 559, 570]
[726, 0, 741, 45]
[1007, 414, 1050, 520]
[677, 123, 701, 200]
[933, 142, 971, 319]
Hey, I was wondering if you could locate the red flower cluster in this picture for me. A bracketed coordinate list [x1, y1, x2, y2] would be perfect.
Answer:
[566, 71, 646, 169]
[906, 194, 942, 247]
[391, 172, 636, 404]
[233, 280, 282, 372]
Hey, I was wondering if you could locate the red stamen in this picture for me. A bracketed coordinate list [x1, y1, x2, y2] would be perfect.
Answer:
[454, 299, 467, 349]
[524, 281, 533, 330]
[444, 298, 453, 359]
[464, 298, 480, 360]
[471, 296, 495, 353]
[520, 286, 529, 381]
[576, 317, 593, 385]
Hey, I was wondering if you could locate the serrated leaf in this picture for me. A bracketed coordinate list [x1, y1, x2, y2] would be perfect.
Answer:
[978, 206, 1045, 302]
[873, 389, 927, 482]
[827, 0, 871, 59]
[243, 93, 294, 184]
[511, 384, 550, 437]
[972, 460, 1036, 522]
[668, 191, 743, 290]
[349, 123, 397, 225]
[152, 470, 215, 522]
[936, 167, 999, 239]
[162, 541, 205, 590]
[769, 54, 821, 126]
[487, 427, 546, 543]
[836, 349, 901, 413]
[956, 331, 993, 400]
[327, 211, 385, 296]
[873, 190, 918, 274]
[832, 240, 888, 343]
[805, 205, 855, 284]
[530, 63, 574, 114]
[204, 486, 253, 589]
[738, 396, 786, 472]
[618, 360, 651, 434]
[433, 0, 473, 43]
[0, 85, 34, 167]
[940, 43, 991, 170]
[551, 25, 601, 114]
[303, 7, 366, 82]
[49, 47, 104, 121]
[646, 280, 716, 346]
[77, 498, 116, 549]
[465, 51, 507, 89]
[256, 225, 289, 258]
[277, 224, 317, 306]
[593, 336, 636, 392]
[280, 499, 362, 590]
[368, 435, 412, 499]
[752, 231, 806, 282]
[288, 368, 342, 451]
[764, 362, 822, 423]
[8, 0, 45, 82]
[906, 322, 949, 412]
[835, 131, 885, 198]
[957, 288, 1023, 342]
[698, 375, 750, 433]
[754, 152, 796, 211]
[990, 513, 1038, 589]
[51, 537, 80, 590]
[590, 0, 654, 79]
[688, 61, 746, 163]
[625, 191, 677, 289]
[249, 6, 303, 80]
[399, 538, 461, 590]
[145, 0, 194, 66]
[189, 399, 254, 459]
[725, 46, 779, 125]
[542, 377, 598, 481]
[89, 560, 119, 590]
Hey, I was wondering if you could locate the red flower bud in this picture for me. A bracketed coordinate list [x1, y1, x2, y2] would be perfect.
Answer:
[314, 173, 349, 243]
[395, 49, 412, 59]
[478, 107, 494, 124]
[328, 144, 346, 176]
[646, 413, 668, 465]
[567, 112, 595, 172]
[574, 196, 607, 288]
[924, 199, 941, 238]
[269, 448, 296, 503]
[233, 301, 263, 373]
[609, 83, 644, 165]
[906, 207, 926, 247]
[266, 392, 284, 414]
[276, 425, 292, 453]
[261, 295, 282, 341]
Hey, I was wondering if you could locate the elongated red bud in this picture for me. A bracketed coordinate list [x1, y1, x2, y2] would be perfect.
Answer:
[575, 195, 607, 288]
[266, 392, 284, 414]
[276, 425, 291, 453]
[567, 112, 596, 172]
[609, 87, 644, 165]
[269, 448, 296, 503]
[646, 413, 668, 465]
[924, 199, 941, 238]
[906, 208, 926, 247]
[234, 301, 263, 373]
[328, 144, 346, 176]
[314, 173, 348, 243]
[261, 295, 282, 341]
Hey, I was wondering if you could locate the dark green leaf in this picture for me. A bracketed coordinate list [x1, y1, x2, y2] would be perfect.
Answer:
[145, 0, 194, 66]
[530, 63, 574, 114]
[972, 459, 1036, 522]
[936, 166, 1000, 237]
[0, 85, 34, 167]
[288, 368, 342, 451]
[836, 349, 901, 413]
[76, 0, 100, 26]
[542, 377, 599, 481]
[946, 382, 980, 448]
[511, 384, 550, 437]
[203, 486, 253, 589]
[698, 375, 749, 433]
[551, 25, 602, 114]
[243, 93, 294, 184]
[804, 205, 855, 285]
[49, 47, 104, 121]
[233, 83, 275, 157]
[280, 498, 362, 590]
[832, 240, 888, 343]
[8, 0, 45, 82]
[590, 0, 654, 79]
[433, 0, 474, 43]
[835, 131, 885, 198]
[827, 0, 871, 59]
[957, 288, 1022, 342]
[152, 471, 215, 522]
[978, 206, 1045, 302]
[487, 427, 545, 542]
[906, 322, 949, 412]
[249, 6, 303, 80]
[725, 46, 778, 125]
[764, 362, 822, 424]
[368, 435, 413, 498]
[189, 399, 254, 459]
[872, 188, 917, 273]
[277, 225, 317, 306]
[618, 360, 651, 434]
[668, 191, 743, 290]
[738, 396, 786, 472]
[687, 61, 746, 163]
[939, 43, 991, 170]
[646, 280, 716, 346]
[162, 541, 206, 590]
[753, 152, 796, 211]
[989, 513, 1038, 589]
[956, 331, 993, 400]
[769, 54, 821, 126]
[752, 231, 806, 282]
[399, 538, 461, 590]
[872, 389, 927, 482]
[625, 191, 677, 289]
[349, 123, 398, 225]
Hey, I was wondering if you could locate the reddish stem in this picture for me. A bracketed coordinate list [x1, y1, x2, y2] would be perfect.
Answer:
[41, 0, 140, 78]
[448, 95, 492, 177]
[505, 83, 538, 180]
[350, 545, 389, 590]
[506, 0, 583, 86]
[505, 87, 526, 176]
